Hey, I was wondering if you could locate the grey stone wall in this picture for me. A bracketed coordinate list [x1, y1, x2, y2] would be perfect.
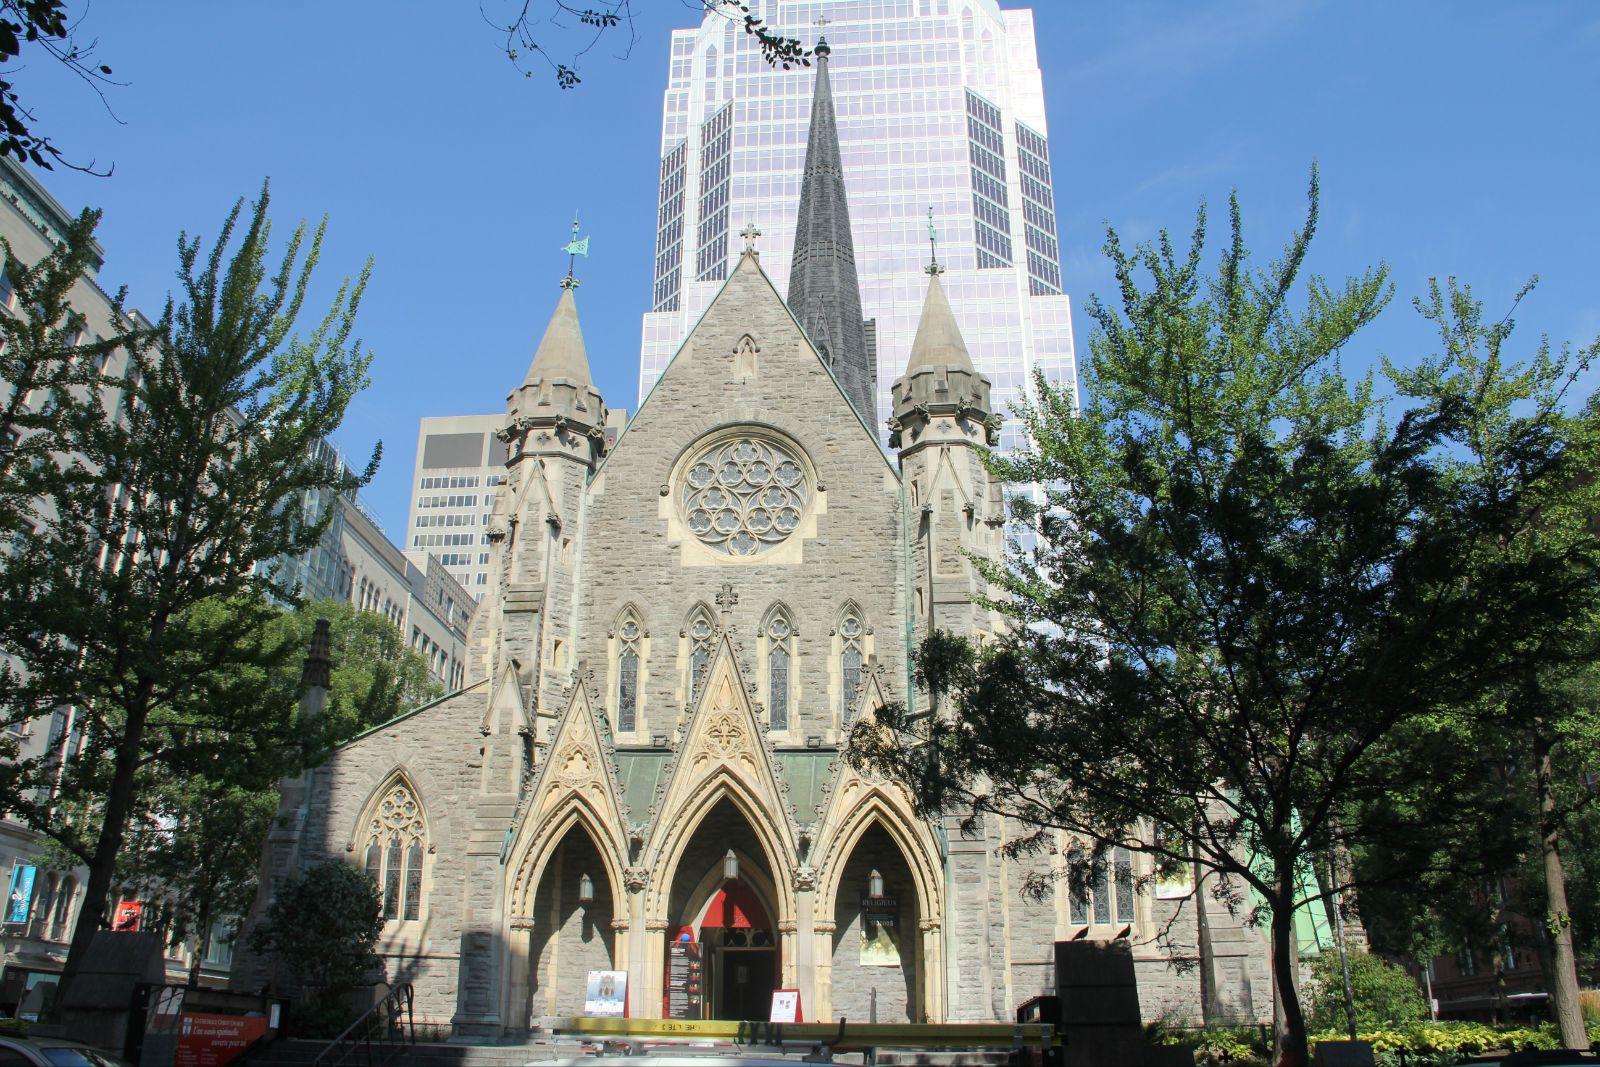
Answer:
[829, 824, 918, 1023]
[574, 254, 908, 747]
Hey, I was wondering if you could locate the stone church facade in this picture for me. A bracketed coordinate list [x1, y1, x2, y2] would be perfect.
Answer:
[236, 44, 1273, 1035]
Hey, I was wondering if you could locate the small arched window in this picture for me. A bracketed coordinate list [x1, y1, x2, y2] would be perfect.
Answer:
[50, 877, 74, 940]
[765, 608, 794, 732]
[362, 781, 428, 922]
[687, 608, 715, 706]
[839, 608, 865, 726]
[616, 612, 643, 732]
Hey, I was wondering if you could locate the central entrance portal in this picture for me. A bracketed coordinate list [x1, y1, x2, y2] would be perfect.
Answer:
[665, 798, 782, 1021]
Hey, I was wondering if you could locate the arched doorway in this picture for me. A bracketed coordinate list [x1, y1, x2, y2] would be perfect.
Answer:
[528, 822, 618, 1017]
[830, 823, 921, 1022]
[664, 797, 781, 1020]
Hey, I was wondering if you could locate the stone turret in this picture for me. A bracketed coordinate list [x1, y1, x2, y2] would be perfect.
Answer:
[889, 267, 996, 455]
[504, 284, 608, 469]
[891, 265, 1004, 662]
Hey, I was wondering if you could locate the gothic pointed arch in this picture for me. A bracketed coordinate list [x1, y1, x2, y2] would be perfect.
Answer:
[643, 632, 798, 925]
[351, 767, 433, 923]
[811, 671, 943, 924]
[505, 682, 629, 921]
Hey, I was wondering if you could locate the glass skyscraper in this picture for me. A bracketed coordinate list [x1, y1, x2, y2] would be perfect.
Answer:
[640, 0, 1075, 450]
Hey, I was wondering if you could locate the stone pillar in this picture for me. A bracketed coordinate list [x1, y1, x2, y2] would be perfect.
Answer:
[642, 919, 669, 1019]
[625, 869, 650, 1018]
[507, 918, 533, 1028]
[920, 919, 944, 1022]
[813, 920, 837, 1019]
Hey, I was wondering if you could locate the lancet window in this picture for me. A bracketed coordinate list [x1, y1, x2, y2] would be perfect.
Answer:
[361, 780, 428, 922]
[687, 608, 715, 706]
[839, 606, 865, 726]
[765, 607, 794, 732]
[616, 609, 643, 732]
[1067, 843, 1135, 926]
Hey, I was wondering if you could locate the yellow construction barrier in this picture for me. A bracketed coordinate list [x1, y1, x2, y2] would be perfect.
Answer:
[542, 1015, 1062, 1051]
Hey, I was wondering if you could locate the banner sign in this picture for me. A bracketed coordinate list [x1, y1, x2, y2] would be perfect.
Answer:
[5, 865, 36, 925]
[175, 1012, 268, 1067]
[584, 970, 627, 1017]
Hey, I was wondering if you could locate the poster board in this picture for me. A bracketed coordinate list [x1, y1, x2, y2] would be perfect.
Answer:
[770, 988, 802, 1023]
[113, 899, 143, 931]
[5, 865, 35, 925]
[666, 940, 703, 1019]
[584, 969, 628, 1017]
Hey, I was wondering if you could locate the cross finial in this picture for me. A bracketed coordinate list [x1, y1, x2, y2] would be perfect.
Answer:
[560, 214, 590, 289]
[926, 207, 944, 276]
[740, 222, 762, 255]
[716, 583, 739, 619]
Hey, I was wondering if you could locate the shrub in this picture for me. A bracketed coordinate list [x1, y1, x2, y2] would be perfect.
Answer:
[247, 859, 382, 1036]
[1307, 950, 1428, 1032]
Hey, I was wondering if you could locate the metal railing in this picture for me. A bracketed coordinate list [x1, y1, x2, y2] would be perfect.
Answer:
[312, 983, 415, 1067]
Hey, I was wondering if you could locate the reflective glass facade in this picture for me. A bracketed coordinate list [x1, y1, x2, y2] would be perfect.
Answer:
[640, 0, 1076, 452]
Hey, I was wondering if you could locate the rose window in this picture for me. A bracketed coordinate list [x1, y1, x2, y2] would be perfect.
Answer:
[678, 434, 810, 556]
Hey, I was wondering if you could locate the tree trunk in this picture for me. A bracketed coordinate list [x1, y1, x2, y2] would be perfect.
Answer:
[188, 897, 214, 989]
[55, 684, 153, 1006]
[1534, 721, 1586, 1048]
[1270, 877, 1309, 1067]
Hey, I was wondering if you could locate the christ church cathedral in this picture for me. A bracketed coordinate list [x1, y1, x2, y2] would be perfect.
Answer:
[235, 42, 1274, 1034]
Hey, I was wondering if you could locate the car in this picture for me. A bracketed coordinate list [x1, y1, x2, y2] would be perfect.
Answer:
[0, 1037, 129, 1067]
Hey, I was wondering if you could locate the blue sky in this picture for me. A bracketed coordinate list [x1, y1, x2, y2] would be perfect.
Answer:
[25, 1, 1600, 539]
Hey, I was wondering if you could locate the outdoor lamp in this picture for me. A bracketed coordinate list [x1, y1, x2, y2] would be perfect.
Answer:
[869, 868, 885, 899]
[578, 873, 595, 904]
[723, 849, 739, 882]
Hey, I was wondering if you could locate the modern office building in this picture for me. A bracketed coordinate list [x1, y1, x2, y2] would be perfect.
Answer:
[405, 411, 626, 599]
[404, 414, 508, 597]
[640, 0, 1076, 447]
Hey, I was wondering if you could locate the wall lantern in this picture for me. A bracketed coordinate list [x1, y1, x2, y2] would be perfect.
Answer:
[578, 873, 595, 904]
[723, 849, 739, 882]
[868, 868, 885, 899]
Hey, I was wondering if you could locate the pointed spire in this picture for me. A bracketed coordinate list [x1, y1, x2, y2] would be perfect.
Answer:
[906, 269, 974, 374]
[523, 286, 592, 387]
[788, 38, 876, 421]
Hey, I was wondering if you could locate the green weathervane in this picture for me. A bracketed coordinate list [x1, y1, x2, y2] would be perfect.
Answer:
[560, 216, 590, 289]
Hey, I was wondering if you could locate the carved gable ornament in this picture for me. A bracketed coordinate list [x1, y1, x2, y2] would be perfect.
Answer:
[649, 633, 794, 860]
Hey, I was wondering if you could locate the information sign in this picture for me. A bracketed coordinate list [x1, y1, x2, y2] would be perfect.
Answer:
[770, 988, 801, 1023]
[5, 865, 35, 925]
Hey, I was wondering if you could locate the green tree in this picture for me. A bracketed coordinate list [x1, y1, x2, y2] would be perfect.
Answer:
[0, 183, 379, 1004]
[1306, 951, 1426, 1033]
[1386, 278, 1600, 1046]
[848, 176, 1597, 1067]
[247, 859, 381, 1035]
[0, 208, 152, 542]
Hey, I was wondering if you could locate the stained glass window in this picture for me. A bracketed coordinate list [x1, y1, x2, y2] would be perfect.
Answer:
[840, 611, 864, 725]
[1114, 847, 1135, 923]
[689, 614, 714, 704]
[767, 612, 792, 731]
[362, 782, 427, 922]
[618, 616, 641, 732]
[1068, 845, 1089, 925]
[678, 433, 810, 557]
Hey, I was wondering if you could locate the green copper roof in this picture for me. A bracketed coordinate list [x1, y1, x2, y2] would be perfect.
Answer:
[775, 751, 837, 824]
[614, 750, 672, 818]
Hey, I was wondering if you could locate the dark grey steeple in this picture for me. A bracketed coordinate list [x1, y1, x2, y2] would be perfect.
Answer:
[788, 38, 877, 423]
